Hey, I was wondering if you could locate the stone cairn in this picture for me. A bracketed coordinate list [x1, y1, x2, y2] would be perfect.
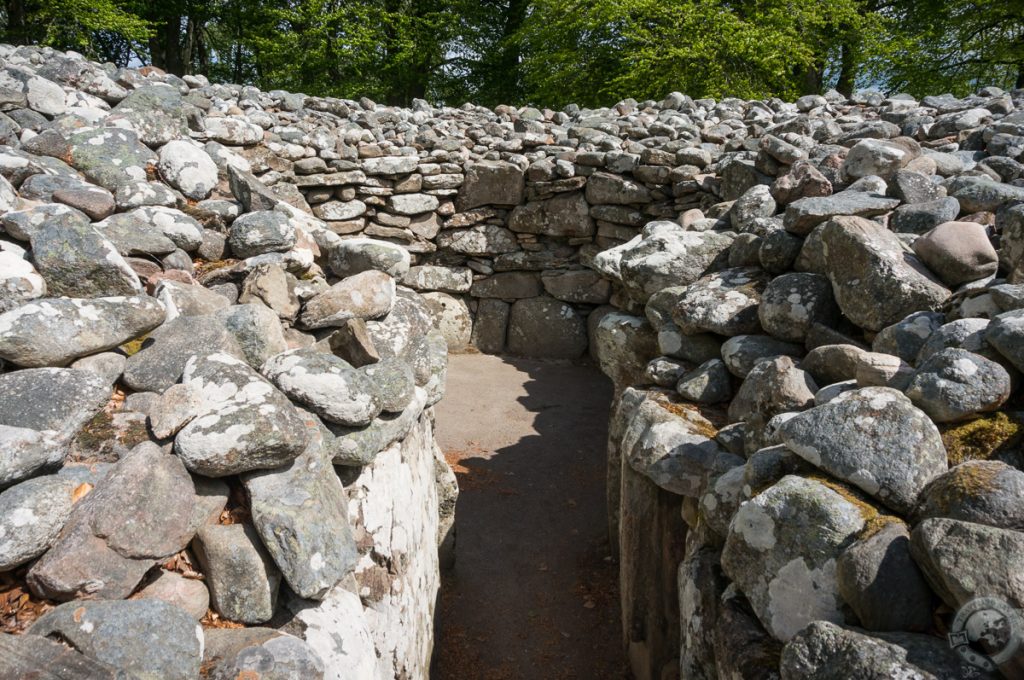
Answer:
[0, 38, 1022, 680]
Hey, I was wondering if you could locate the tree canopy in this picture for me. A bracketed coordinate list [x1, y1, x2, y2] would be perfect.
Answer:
[1, 0, 1020, 108]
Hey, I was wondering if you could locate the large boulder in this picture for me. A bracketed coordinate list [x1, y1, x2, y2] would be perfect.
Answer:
[27, 443, 196, 601]
[508, 191, 594, 237]
[821, 216, 949, 332]
[721, 475, 866, 641]
[0, 368, 111, 486]
[616, 221, 734, 302]
[174, 353, 309, 476]
[0, 296, 164, 367]
[30, 220, 142, 298]
[674, 267, 770, 336]
[779, 387, 947, 514]
[28, 599, 202, 680]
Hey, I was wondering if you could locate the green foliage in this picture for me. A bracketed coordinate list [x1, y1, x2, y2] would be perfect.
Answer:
[1, 0, 151, 61]
[0, 0, 1020, 106]
[863, 0, 1024, 96]
[518, 0, 881, 107]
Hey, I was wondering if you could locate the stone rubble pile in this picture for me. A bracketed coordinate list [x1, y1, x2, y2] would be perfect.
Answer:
[587, 87, 1024, 678]
[0, 38, 1023, 680]
[0, 43, 456, 680]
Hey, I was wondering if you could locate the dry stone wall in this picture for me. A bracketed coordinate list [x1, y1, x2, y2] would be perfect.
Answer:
[586, 88, 1024, 680]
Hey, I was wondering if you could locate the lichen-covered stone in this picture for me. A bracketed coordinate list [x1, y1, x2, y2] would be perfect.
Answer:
[821, 216, 949, 331]
[721, 475, 866, 642]
[779, 387, 947, 514]
[0, 296, 164, 367]
[174, 353, 309, 476]
[28, 599, 202, 680]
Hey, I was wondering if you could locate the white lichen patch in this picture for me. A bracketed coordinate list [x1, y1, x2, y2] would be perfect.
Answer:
[767, 557, 842, 641]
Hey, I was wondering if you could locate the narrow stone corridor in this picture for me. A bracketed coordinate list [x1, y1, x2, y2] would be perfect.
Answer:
[432, 353, 627, 679]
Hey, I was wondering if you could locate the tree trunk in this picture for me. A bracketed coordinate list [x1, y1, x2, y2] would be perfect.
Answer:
[5, 0, 25, 43]
[837, 39, 859, 96]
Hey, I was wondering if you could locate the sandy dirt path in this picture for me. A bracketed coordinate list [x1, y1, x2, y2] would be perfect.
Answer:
[431, 353, 628, 680]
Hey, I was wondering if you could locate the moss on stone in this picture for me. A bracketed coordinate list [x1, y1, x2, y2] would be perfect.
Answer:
[941, 412, 1024, 466]
[923, 460, 1003, 516]
[193, 258, 240, 278]
[119, 333, 150, 356]
[804, 473, 898, 539]
[655, 397, 720, 439]
[71, 408, 151, 462]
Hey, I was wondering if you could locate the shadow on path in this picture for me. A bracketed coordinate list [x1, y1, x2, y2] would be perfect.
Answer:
[431, 353, 627, 680]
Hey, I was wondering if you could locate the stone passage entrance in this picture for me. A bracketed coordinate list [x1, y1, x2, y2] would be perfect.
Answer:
[432, 353, 626, 679]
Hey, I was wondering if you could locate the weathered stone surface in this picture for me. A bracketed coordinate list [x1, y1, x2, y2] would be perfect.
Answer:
[28, 599, 202, 680]
[721, 475, 866, 642]
[585, 171, 651, 204]
[421, 291, 472, 350]
[66, 128, 157, 193]
[401, 265, 472, 293]
[780, 621, 985, 680]
[915, 460, 1024, 531]
[779, 387, 948, 514]
[263, 348, 381, 426]
[0, 474, 77, 570]
[228, 210, 296, 258]
[157, 140, 218, 200]
[835, 522, 934, 632]
[541, 269, 610, 304]
[202, 628, 325, 680]
[721, 334, 803, 378]
[508, 191, 594, 237]
[131, 570, 210, 620]
[240, 262, 300, 320]
[873, 311, 945, 363]
[27, 443, 195, 601]
[472, 298, 510, 353]
[592, 313, 657, 388]
[30, 220, 141, 298]
[122, 314, 245, 392]
[728, 355, 817, 425]
[108, 85, 187, 146]
[204, 116, 264, 145]
[821, 216, 949, 331]
[0, 632, 129, 679]
[758, 272, 839, 342]
[674, 267, 770, 336]
[0, 296, 164, 367]
[242, 420, 357, 600]
[676, 358, 732, 403]
[174, 353, 309, 476]
[0, 250, 46, 313]
[459, 160, 525, 209]
[470, 271, 542, 298]
[784, 191, 899, 236]
[300, 270, 396, 329]
[436, 224, 519, 255]
[843, 138, 917, 179]
[911, 517, 1024, 610]
[328, 237, 411, 278]
[617, 222, 734, 302]
[0, 368, 110, 486]
[986, 309, 1024, 372]
[507, 296, 587, 359]
[906, 348, 1011, 422]
[193, 523, 281, 624]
